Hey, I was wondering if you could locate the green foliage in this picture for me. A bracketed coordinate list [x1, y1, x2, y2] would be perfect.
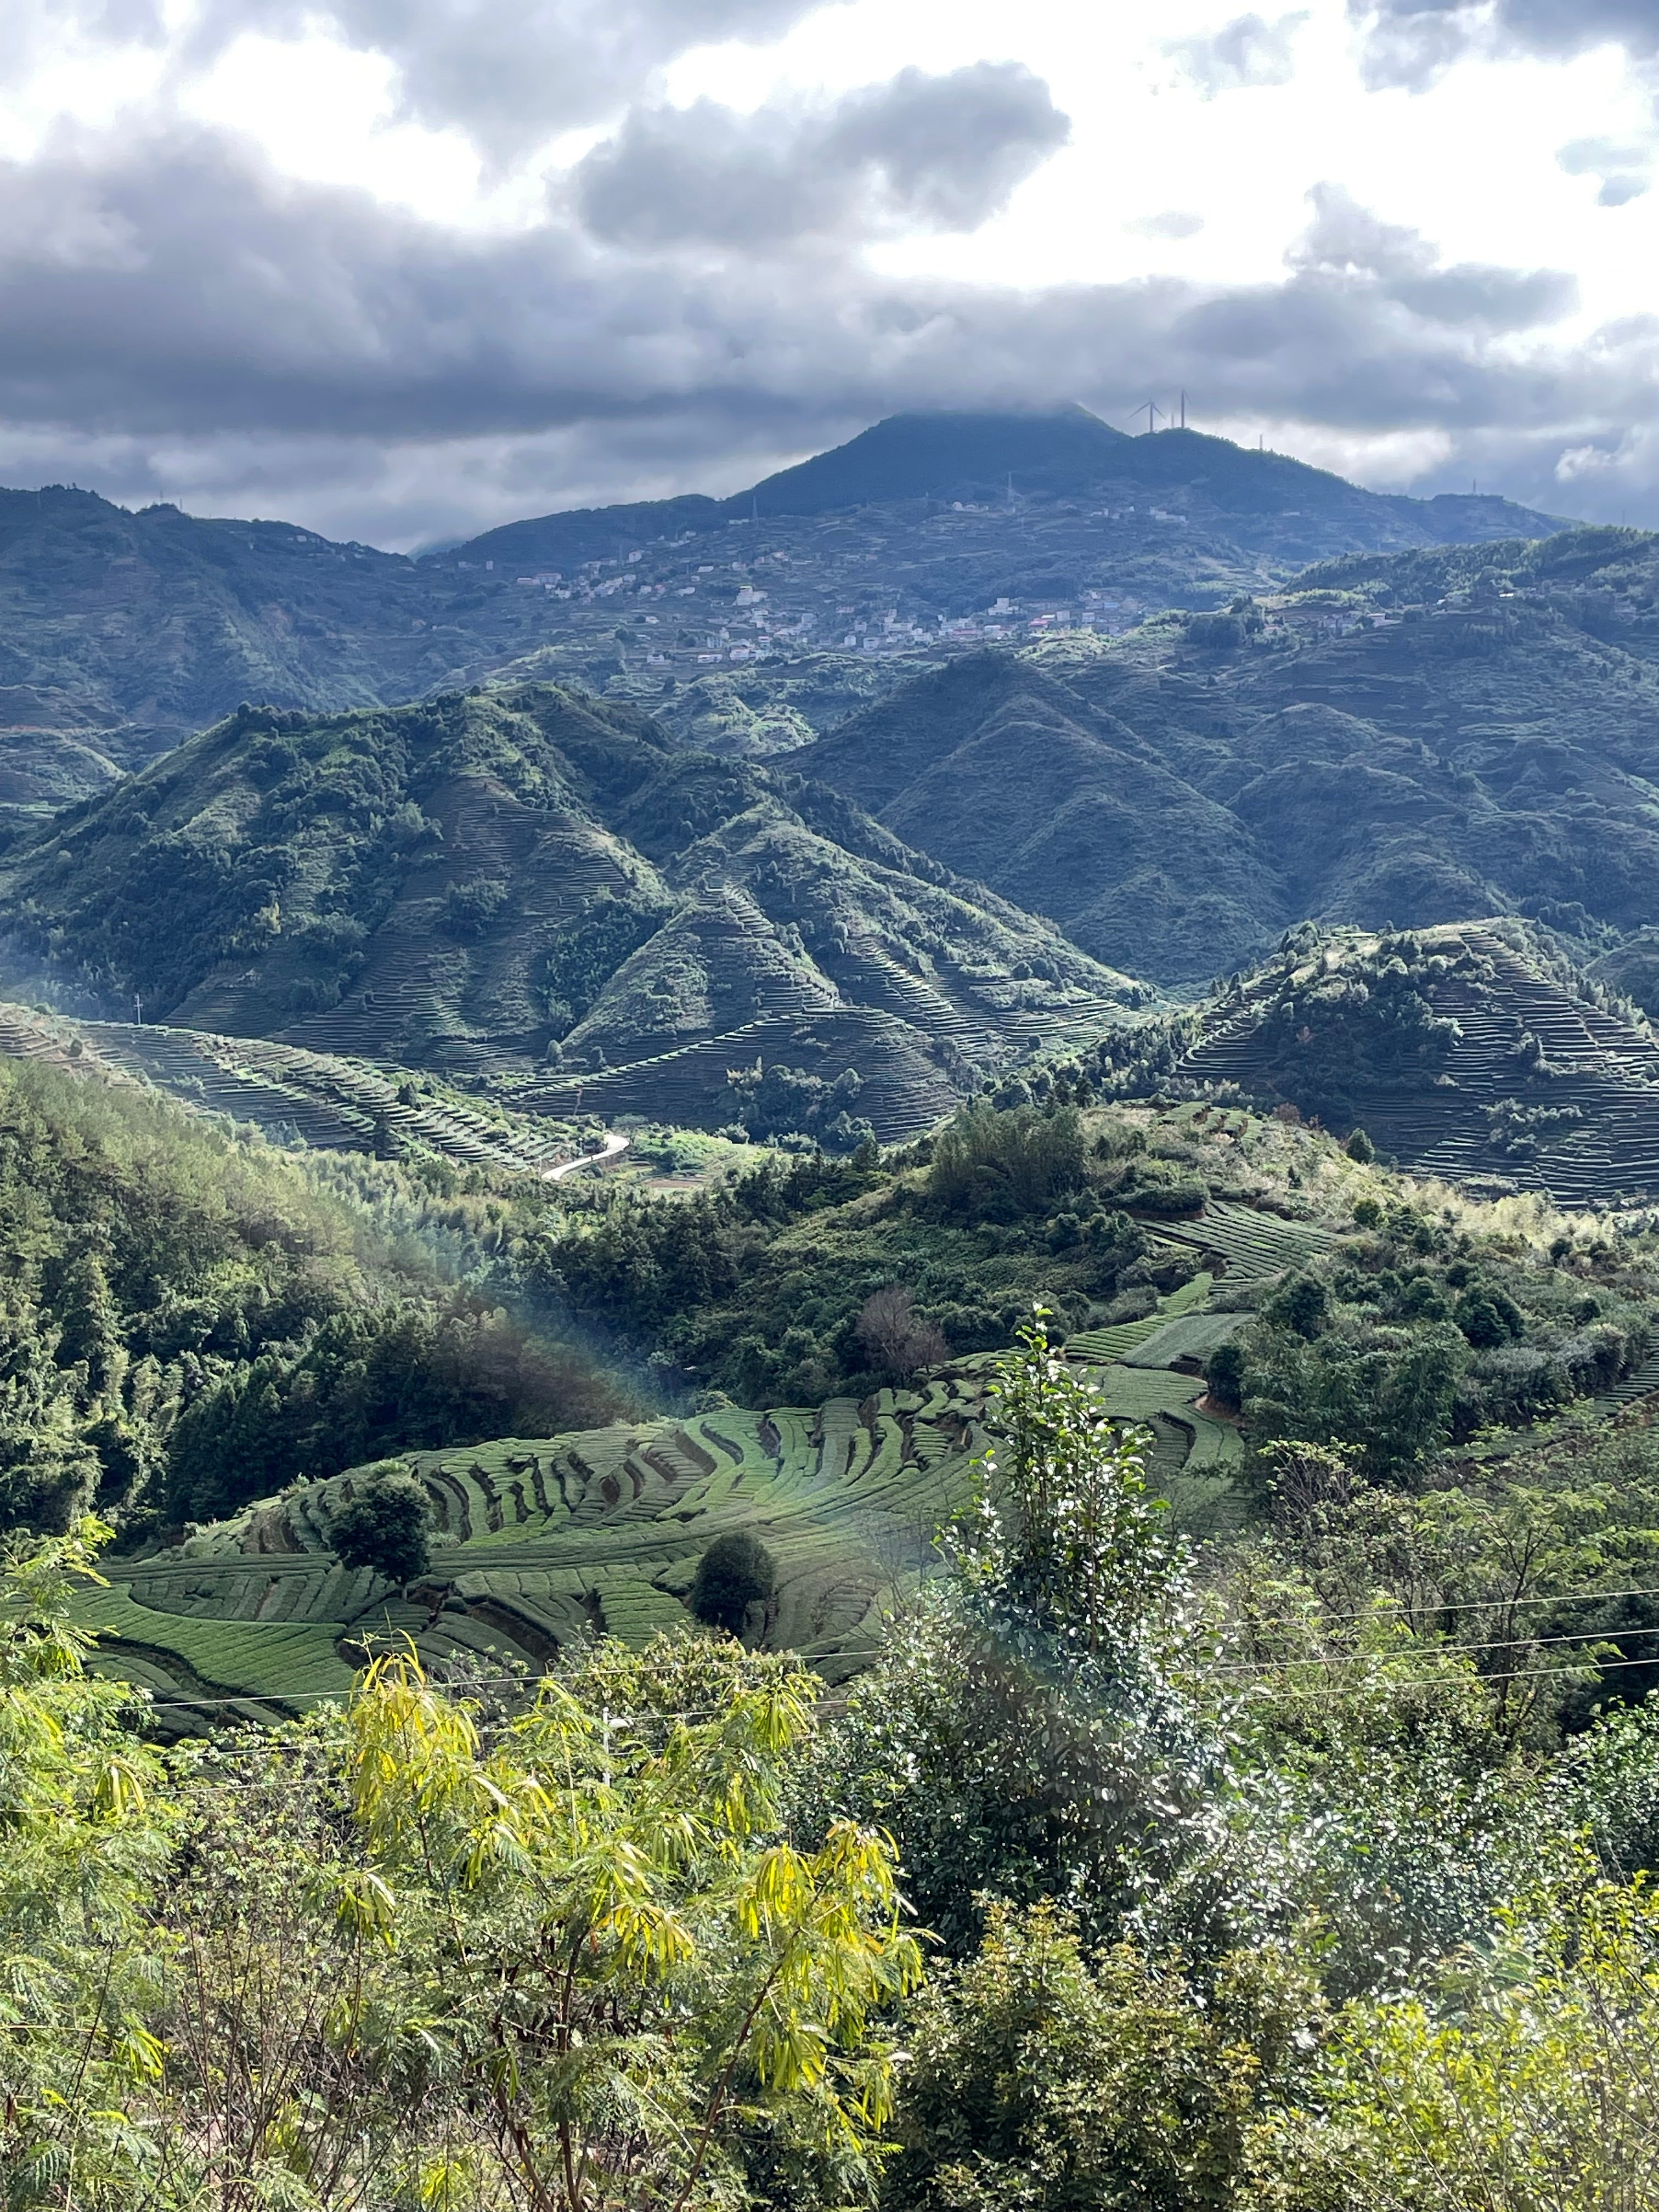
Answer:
[689, 1530, 777, 1636]
[0, 1527, 919, 2210]
[1257, 1862, 1659, 2210]
[0, 1052, 625, 1538]
[884, 1900, 1316, 2212]
[540, 891, 669, 1029]
[816, 1312, 1223, 1954]
[1241, 932, 1467, 1126]
[1228, 1204, 1651, 1478]
[534, 1132, 1143, 1408]
[927, 1103, 1088, 1224]
[164, 1296, 621, 1525]
[339, 1641, 921, 2211]
[726, 1062, 872, 1152]
[329, 1463, 432, 1586]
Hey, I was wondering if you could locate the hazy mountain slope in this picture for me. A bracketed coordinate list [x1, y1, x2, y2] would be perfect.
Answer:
[458, 410, 1564, 573]
[797, 527, 1659, 982]
[0, 488, 457, 765]
[0, 684, 1144, 1136]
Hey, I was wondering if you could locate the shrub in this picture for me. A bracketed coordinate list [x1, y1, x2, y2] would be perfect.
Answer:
[1455, 1286, 1525, 1347]
[1266, 1274, 1330, 1340]
[689, 1531, 776, 1637]
[329, 1465, 432, 1586]
[884, 1901, 1317, 2212]
[1206, 1340, 1246, 1411]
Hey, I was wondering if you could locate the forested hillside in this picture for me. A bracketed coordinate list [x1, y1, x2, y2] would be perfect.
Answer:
[13, 1074, 1659, 2205]
[0, 682, 1144, 1138]
[0, 1053, 627, 1542]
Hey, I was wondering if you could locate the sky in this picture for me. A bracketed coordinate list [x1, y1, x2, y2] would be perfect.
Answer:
[5, 0, 1659, 547]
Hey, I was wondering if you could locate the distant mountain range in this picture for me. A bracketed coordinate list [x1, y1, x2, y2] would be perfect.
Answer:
[453, 407, 1564, 572]
[16, 413, 1659, 1183]
[0, 408, 1568, 792]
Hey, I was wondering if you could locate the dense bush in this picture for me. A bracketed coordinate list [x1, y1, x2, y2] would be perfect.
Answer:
[328, 1463, 432, 1585]
[927, 1102, 1088, 1222]
[689, 1530, 777, 1636]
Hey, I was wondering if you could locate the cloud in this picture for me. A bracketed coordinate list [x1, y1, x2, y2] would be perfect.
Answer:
[0, 132, 1636, 543]
[574, 63, 1070, 249]
[1351, 0, 1659, 91]
[1558, 134, 1654, 205]
[1286, 182, 1578, 328]
[1166, 12, 1307, 95]
[1129, 210, 1206, 239]
[156, 0, 827, 162]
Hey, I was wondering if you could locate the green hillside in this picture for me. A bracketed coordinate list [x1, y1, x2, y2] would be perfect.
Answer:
[0, 682, 1147, 1139]
[1174, 919, 1659, 1206]
[76, 1077, 1659, 1718]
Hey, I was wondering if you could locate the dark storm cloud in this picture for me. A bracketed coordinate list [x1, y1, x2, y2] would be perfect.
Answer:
[1352, 0, 1659, 89]
[575, 63, 1069, 247]
[1166, 12, 1307, 96]
[0, 129, 1630, 538]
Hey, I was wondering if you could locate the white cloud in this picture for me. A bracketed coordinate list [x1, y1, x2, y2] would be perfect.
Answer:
[1165, 11, 1308, 97]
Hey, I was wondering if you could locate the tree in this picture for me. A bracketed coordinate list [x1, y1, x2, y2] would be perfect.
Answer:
[0, 1519, 173, 2205]
[329, 1463, 433, 1586]
[815, 1310, 1227, 1954]
[854, 1289, 947, 1380]
[927, 1103, 1087, 1224]
[690, 1529, 777, 1637]
[342, 1639, 921, 2211]
[1345, 1127, 1375, 1163]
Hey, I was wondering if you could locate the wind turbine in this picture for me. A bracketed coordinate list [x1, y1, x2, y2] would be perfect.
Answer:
[1133, 400, 1165, 435]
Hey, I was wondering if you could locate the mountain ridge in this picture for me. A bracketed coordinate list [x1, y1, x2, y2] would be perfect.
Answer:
[0, 411, 1573, 781]
[0, 681, 1147, 1139]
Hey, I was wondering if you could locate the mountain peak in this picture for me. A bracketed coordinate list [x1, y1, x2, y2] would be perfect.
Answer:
[739, 405, 1132, 516]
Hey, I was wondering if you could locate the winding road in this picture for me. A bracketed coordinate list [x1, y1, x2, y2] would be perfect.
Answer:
[542, 1130, 630, 1181]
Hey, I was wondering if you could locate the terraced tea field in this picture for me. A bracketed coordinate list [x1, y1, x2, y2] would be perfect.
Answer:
[1180, 924, 1659, 1206]
[78, 1374, 991, 1725]
[0, 1001, 591, 1174]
